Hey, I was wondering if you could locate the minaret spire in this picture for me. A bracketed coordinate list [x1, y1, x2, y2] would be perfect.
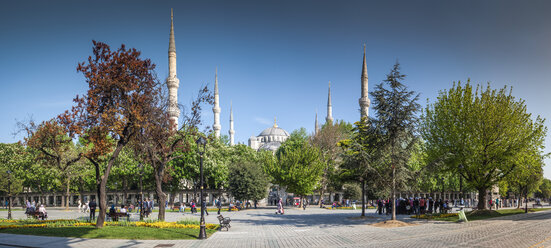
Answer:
[315, 111, 320, 135]
[229, 101, 235, 146]
[167, 8, 180, 130]
[359, 44, 371, 119]
[213, 67, 221, 138]
[326, 81, 333, 124]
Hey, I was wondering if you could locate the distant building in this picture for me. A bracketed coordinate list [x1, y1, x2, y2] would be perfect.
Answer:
[248, 118, 290, 151]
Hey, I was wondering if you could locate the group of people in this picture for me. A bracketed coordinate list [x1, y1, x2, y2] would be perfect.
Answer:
[24, 200, 47, 219]
[376, 197, 455, 215]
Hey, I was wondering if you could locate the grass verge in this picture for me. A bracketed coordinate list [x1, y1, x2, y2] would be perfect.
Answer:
[411, 208, 551, 222]
[0, 226, 215, 239]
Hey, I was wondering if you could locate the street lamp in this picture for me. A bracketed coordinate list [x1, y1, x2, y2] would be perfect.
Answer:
[138, 163, 144, 221]
[196, 136, 207, 240]
[7, 170, 12, 220]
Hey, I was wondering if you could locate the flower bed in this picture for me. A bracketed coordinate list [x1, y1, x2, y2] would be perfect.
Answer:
[0, 219, 218, 230]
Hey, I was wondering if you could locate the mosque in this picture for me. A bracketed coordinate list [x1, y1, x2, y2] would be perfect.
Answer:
[167, 9, 369, 152]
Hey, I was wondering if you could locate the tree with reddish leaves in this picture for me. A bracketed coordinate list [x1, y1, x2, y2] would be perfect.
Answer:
[66, 41, 160, 228]
[18, 118, 82, 210]
[133, 86, 212, 221]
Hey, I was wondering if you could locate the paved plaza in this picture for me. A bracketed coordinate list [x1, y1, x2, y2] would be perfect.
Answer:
[0, 206, 550, 248]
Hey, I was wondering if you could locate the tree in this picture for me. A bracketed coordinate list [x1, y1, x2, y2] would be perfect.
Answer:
[535, 178, 551, 200]
[264, 128, 324, 205]
[421, 81, 547, 210]
[0, 143, 29, 199]
[342, 183, 361, 201]
[311, 120, 352, 207]
[338, 118, 382, 216]
[18, 119, 82, 209]
[371, 62, 420, 220]
[134, 85, 211, 221]
[228, 160, 269, 203]
[65, 41, 160, 227]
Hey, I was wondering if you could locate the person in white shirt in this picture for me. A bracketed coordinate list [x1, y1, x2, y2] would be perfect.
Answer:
[38, 205, 47, 220]
[120, 205, 127, 214]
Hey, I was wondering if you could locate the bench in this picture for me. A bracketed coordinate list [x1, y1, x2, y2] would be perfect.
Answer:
[217, 215, 231, 231]
[26, 210, 47, 220]
[533, 204, 543, 208]
[107, 212, 130, 221]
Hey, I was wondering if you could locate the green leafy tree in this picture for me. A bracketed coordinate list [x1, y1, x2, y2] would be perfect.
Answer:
[311, 120, 352, 207]
[421, 81, 547, 210]
[0, 143, 30, 208]
[371, 62, 420, 220]
[228, 160, 269, 203]
[535, 178, 551, 200]
[342, 183, 361, 201]
[338, 118, 382, 216]
[264, 128, 324, 205]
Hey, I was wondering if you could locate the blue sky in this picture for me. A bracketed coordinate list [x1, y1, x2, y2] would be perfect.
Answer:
[1, 0, 550, 179]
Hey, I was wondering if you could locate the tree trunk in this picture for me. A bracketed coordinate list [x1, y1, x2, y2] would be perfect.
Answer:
[94, 143, 124, 228]
[524, 186, 528, 214]
[477, 187, 487, 210]
[122, 179, 128, 205]
[391, 166, 396, 220]
[96, 175, 108, 228]
[319, 188, 325, 207]
[154, 165, 167, 221]
[65, 177, 71, 210]
[169, 191, 176, 209]
[361, 179, 366, 217]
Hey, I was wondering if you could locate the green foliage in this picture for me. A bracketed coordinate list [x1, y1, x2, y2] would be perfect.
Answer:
[342, 183, 361, 200]
[0, 143, 31, 195]
[421, 81, 547, 209]
[535, 178, 551, 199]
[228, 160, 269, 201]
[264, 129, 324, 196]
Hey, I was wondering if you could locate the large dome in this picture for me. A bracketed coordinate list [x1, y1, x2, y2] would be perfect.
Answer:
[259, 126, 290, 137]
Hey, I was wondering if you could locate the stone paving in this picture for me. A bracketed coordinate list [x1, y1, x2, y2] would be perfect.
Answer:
[0, 206, 550, 247]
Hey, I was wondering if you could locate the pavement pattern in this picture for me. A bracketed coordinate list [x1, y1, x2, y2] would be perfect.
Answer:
[0, 206, 550, 248]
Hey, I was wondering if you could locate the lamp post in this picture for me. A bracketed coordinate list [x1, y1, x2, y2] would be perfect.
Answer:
[7, 170, 12, 220]
[138, 163, 144, 221]
[196, 136, 207, 240]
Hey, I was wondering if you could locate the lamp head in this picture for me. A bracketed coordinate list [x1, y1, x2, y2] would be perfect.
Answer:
[196, 136, 207, 152]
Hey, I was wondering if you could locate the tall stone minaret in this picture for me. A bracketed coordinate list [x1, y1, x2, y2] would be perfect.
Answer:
[213, 68, 221, 138]
[167, 9, 180, 130]
[229, 102, 235, 146]
[315, 111, 320, 135]
[359, 45, 371, 119]
[326, 81, 333, 124]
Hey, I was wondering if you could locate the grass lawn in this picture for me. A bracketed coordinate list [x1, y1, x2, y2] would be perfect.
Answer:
[0, 226, 216, 239]
[412, 208, 551, 222]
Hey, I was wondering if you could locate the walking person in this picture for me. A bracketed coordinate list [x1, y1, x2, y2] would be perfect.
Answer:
[276, 198, 284, 214]
[89, 199, 97, 221]
[217, 199, 222, 215]
[202, 198, 209, 216]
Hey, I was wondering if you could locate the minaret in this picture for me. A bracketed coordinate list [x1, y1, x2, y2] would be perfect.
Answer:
[229, 102, 235, 146]
[167, 8, 180, 130]
[326, 81, 333, 124]
[359, 44, 371, 119]
[315, 111, 320, 135]
[213, 68, 221, 138]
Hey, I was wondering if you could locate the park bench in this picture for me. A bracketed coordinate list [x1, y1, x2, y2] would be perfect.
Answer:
[26, 210, 47, 220]
[217, 215, 231, 231]
[107, 212, 130, 221]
